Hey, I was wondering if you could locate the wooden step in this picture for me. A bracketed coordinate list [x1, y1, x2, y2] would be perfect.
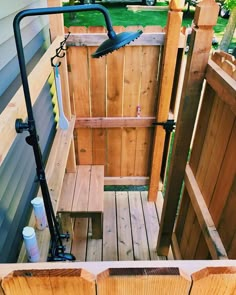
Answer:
[58, 165, 104, 239]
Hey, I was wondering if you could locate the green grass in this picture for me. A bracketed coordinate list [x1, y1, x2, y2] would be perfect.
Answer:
[63, 2, 235, 47]
[64, 3, 169, 27]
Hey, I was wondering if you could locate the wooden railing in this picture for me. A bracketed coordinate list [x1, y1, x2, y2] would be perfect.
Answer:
[1, 261, 236, 294]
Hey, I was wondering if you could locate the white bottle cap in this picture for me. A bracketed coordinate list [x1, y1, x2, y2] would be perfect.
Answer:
[22, 226, 35, 239]
[31, 197, 43, 207]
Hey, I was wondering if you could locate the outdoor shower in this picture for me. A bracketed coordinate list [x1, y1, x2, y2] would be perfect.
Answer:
[13, 4, 142, 261]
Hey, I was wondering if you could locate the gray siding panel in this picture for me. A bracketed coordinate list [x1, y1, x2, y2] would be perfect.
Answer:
[0, 82, 56, 262]
[0, 25, 50, 99]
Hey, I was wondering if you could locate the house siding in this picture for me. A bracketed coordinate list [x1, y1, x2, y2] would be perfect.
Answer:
[0, 0, 56, 262]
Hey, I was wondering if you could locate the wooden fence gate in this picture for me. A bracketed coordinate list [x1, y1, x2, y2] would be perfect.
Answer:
[66, 20, 185, 199]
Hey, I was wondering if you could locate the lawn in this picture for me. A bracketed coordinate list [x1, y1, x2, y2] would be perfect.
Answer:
[63, 2, 235, 48]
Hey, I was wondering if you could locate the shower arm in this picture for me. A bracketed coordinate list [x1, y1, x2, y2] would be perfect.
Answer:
[13, 4, 116, 262]
[13, 4, 116, 122]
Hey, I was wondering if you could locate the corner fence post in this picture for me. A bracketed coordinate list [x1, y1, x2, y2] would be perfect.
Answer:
[148, 0, 185, 202]
[156, 0, 219, 256]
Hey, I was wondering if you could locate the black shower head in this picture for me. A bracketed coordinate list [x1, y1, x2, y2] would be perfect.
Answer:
[91, 30, 143, 58]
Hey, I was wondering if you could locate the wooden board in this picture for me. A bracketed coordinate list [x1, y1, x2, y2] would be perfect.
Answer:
[141, 191, 163, 260]
[58, 172, 77, 212]
[148, 10, 183, 202]
[157, 6, 219, 254]
[129, 192, 149, 260]
[97, 268, 191, 295]
[72, 165, 91, 212]
[103, 192, 118, 261]
[69, 26, 92, 165]
[191, 267, 236, 294]
[88, 26, 106, 166]
[218, 176, 236, 258]
[88, 165, 104, 212]
[86, 220, 102, 262]
[71, 218, 88, 261]
[206, 60, 236, 116]
[121, 26, 142, 177]
[116, 192, 134, 261]
[185, 164, 228, 259]
[2, 269, 95, 295]
[106, 26, 124, 176]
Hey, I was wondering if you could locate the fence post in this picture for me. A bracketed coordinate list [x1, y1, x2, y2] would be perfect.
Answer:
[148, 0, 184, 201]
[156, 0, 219, 256]
[47, 0, 76, 172]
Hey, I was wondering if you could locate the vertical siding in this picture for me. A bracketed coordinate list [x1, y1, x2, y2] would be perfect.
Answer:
[0, 0, 55, 262]
[0, 82, 56, 262]
[0, 0, 50, 102]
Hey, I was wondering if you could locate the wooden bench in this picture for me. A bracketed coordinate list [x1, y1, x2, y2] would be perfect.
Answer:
[58, 165, 104, 239]
[17, 116, 76, 262]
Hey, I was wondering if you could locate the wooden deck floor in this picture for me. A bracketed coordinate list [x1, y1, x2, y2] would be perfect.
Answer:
[67, 191, 172, 262]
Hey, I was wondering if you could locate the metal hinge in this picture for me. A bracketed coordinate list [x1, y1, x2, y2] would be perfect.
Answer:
[152, 119, 176, 133]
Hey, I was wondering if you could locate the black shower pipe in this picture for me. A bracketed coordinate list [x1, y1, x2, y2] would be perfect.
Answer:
[13, 4, 117, 261]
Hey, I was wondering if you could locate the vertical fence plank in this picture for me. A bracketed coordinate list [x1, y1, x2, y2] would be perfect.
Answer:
[188, 98, 231, 259]
[157, 0, 219, 255]
[69, 26, 93, 164]
[217, 170, 236, 258]
[194, 112, 235, 259]
[88, 26, 106, 165]
[134, 26, 160, 176]
[121, 26, 143, 177]
[97, 268, 191, 295]
[106, 26, 125, 176]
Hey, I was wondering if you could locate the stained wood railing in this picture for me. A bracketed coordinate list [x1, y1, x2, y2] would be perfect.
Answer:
[1, 261, 236, 294]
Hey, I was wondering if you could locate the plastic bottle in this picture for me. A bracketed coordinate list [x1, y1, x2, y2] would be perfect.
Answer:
[22, 226, 40, 262]
[31, 197, 47, 230]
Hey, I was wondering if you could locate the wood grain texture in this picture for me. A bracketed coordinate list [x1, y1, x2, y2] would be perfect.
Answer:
[72, 165, 91, 212]
[129, 192, 150, 260]
[58, 171, 77, 212]
[2, 269, 95, 295]
[103, 192, 118, 261]
[191, 267, 236, 294]
[97, 267, 191, 295]
[141, 192, 162, 260]
[157, 0, 219, 255]
[71, 218, 88, 261]
[116, 192, 134, 261]
[185, 164, 228, 259]
[149, 10, 183, 201]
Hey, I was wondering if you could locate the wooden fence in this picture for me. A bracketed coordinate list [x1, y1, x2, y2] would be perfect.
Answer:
[1, 261, 236, 294]
[174, 51, 236, 259]
[66, 25, 185, 186]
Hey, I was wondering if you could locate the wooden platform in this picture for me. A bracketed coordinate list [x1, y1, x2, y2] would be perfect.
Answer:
[65, 190, 170, 261]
